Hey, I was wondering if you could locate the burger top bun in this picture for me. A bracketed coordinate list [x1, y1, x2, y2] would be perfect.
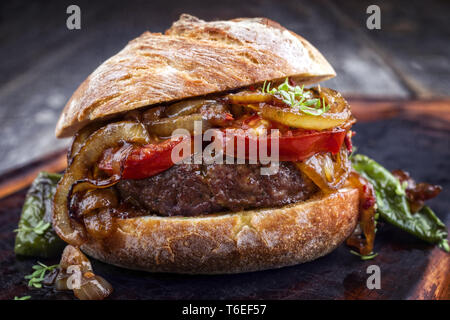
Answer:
[56, 14, 335, 138]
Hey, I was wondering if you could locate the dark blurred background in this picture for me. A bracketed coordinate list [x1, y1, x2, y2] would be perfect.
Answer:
[0, 0, 449, 174]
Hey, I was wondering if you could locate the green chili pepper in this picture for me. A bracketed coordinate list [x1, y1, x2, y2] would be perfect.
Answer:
[14, 172, 66, 257]
[351, 154, 449, 252]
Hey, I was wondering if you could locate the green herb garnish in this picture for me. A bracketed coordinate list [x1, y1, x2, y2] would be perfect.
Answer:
[14, 295, 31, 300]
[14, 220, 51, 235]
[24, 262, 59, 288]
[261, 78, 330, 116]
[350, 250, 379, 260]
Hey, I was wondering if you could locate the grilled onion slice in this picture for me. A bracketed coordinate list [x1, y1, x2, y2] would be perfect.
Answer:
[258, 102, 349, 130]
[296, 146, 350, 192]
[53, 121, 150, 246]
[165, 98, 212, 117]
[146, 101, 232, 137]
[227, 87, 351, 131]
[259, 88, 351, 130]
[68, 122, 107, 163]
[56, 245, 113, 300]
[73, 275, 113, 300]
[70, 188, 118, 219]
[226, 92, 273, 105]
[147, 113, 210, 137]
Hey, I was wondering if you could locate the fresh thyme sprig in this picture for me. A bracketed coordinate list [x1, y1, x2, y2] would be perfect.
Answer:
[261, 78, 330, 116]
[24, 262, 59, 288]
[14, 220, 51, 235]
[350, 250, 379, 261]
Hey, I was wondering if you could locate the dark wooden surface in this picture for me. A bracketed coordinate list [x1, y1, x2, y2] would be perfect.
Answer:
[0, 0, 449, 174]
[0, 99, 449, 300]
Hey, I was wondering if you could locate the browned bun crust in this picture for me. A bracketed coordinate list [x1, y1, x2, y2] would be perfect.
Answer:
[56, 14, 335, 138]
[80, 188, 358, 274]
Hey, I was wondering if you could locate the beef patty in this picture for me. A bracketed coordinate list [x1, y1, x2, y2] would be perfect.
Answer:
[116, 160, 318, 217]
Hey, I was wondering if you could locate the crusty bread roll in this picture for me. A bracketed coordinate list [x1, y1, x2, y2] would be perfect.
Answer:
[81, 188, 358, 274]
[56, 14, 335, 138]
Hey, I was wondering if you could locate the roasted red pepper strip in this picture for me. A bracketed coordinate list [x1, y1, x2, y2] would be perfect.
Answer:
[99, 128, 347, 179]
[223, 128, 347, 162]
[99, 136, 188, 179]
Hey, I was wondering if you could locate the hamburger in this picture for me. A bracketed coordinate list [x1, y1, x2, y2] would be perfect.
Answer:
[52, 14, 376, 274]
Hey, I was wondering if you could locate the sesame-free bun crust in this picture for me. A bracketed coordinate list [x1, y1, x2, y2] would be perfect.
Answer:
[56, 14, 335, 138]
[80, 188, 358, 274]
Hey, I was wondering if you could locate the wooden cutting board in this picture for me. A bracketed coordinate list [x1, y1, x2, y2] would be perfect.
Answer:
[0, 99, 449, 300]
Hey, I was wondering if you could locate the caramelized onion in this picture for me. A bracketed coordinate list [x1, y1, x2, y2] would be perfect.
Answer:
[54, 276, 70, 291]
[73, 275, 113, 300]
[392, 169, 442, 213]
[147, 113, 209, 137]
[83, 208, 115, 239]
[227, 87, 351, 130]
[230, 104, 253, 119]
[296, 147, 350, 192]
[345, 171, 377, 256]
[70, 188, 118, 220]
[57, 245, 113, 300]
[258, 101, 350, 130]
[68, 122, 107, 163]
[198, 102, 234, 127]
[315, 87, 350, 114]
[59, 244, 93, 272]
[53, 121, 150, 246]
[142, 106, 165, 122]
[165, 98, 211, 117]
[144, 101, 232, 137]
[226, 92, 273, 105]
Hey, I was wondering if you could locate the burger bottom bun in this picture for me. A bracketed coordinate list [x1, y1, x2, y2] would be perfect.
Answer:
[81, 188, 359, 274]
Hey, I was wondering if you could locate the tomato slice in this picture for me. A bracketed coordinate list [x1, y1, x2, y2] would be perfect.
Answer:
[98, 124, 346, 179]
